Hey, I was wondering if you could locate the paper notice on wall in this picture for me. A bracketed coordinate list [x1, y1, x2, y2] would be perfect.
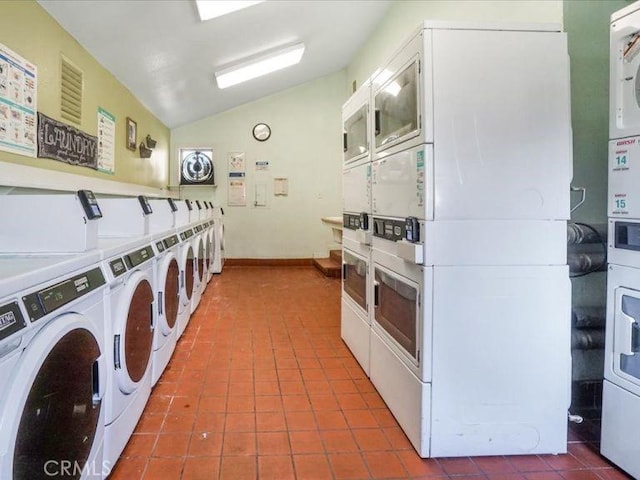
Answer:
[228, 173, 246, 206]
[274, 177, 288, 196]
[0, 42, 37, 157]
[255, 160, 269, 171]
[97, 107, 115, 174]
[228, 151, 245, 174]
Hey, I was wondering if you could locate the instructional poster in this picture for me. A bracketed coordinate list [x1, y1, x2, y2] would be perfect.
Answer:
[228, 152, 247, 206]
[228, 174, 247, 206]
[97, 107, 115, 174]
[0, 42, 37, 157]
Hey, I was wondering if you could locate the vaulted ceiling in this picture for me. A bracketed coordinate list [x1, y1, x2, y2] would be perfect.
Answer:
[38, 0, 391, 128]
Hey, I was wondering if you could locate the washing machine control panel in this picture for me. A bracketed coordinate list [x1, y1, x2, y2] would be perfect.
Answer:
[109, 258, 127, 277]
[163, 235, 179, 248]
[23, 267, 106, 322]
[77, 190, 102, 220]
[138, 195, 153, 215]
[180, 229, 194, 241]
[0, 301, 27, 342]
[343, 214, 360, 230]
[373, 217, 405, 242]
[124, 245, 155, 269]
[155, 241, 166, 253]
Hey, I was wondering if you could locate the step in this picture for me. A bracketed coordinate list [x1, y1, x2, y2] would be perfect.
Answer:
[313, 257, 342, 278]
[329, 249, 342, 263]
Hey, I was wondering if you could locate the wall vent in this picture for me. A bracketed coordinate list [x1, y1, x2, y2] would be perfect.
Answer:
[60, 56, 83, 125]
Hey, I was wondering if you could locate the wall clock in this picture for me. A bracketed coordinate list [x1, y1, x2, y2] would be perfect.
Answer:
[252, 123, 271, 142]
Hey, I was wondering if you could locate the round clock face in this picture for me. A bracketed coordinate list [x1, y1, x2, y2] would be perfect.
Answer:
[181, 151, 213, 184]
[253, 123, 271, 142]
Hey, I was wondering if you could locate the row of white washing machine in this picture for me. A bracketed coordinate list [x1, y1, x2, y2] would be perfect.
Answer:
[341, 21, 573, 458]
[0, 191, 225, 479]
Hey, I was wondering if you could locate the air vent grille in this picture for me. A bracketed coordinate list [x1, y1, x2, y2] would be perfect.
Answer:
[61, 57, 83, 125]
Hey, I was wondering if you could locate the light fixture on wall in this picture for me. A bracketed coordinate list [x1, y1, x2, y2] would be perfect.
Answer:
[195, 0, 264, 21]
[145, 134, 157, 149]
[139, 142, 153, 159]
[214, 43, 305, 89]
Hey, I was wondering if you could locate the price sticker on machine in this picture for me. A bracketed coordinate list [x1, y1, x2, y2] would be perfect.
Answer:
[613, 149, 630, 172]
[613, 193, 629, 215]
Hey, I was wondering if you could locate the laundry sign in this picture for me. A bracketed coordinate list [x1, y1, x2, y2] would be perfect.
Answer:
[37, 112, 97, 169]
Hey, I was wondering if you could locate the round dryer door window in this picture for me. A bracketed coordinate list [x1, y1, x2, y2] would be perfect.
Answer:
[185, 246, 195, 300]
[124, 280, 154, 383]
[165, 258, 179, 330]
[14, 328, 101, 480]
[180, 151, 214, 185]
[197, 238, 205, 282]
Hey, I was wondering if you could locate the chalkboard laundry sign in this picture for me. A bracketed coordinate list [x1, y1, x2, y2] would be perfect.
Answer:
[37, 112, 98, 169]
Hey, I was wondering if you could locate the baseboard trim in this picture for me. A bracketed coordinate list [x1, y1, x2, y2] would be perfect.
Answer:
[225, 258, 314, 267]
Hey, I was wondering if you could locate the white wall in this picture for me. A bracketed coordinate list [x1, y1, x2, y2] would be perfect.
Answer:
[347, 0, 563, 90]
[171, 70, 347, 259]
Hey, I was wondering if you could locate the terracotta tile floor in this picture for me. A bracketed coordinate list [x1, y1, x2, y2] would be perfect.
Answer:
[109, 266, 632, 480]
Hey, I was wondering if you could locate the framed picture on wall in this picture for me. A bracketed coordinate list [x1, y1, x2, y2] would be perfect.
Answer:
[126, 117, 137, 151]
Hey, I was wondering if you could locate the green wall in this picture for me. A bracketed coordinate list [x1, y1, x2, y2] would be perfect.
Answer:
[0, 0, 170, 189]
[565, 0, 631, 224]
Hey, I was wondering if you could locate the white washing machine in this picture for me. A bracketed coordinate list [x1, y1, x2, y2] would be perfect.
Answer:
[0, 254, 108, 480]
[185, 200, 205, 314]
[610, 2, 640, 140]
[99, 236, 155, 468]
[148, 198, 180, 386]
[95, 196, 156, 467]
[601, 220, 640, 478]
[190, 222, 206, 313]
[174, 200, 196, 338]
[0, 191, 108, 479]
[210, 206, 225, 274]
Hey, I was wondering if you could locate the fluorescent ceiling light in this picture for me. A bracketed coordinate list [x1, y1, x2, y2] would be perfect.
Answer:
[215, 43, 305, 89]
[196, 0, 264, 21]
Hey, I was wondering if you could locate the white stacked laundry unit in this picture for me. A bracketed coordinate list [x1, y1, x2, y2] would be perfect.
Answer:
[602, 3, 640, 477]
[365, 22, 572, 457]
[341, 82, 373, 376]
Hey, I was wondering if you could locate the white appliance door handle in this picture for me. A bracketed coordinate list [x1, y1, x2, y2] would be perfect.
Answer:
[92, 354, 106, 405]
[374, 281, 380, 307]
[615, 309, 636, 356]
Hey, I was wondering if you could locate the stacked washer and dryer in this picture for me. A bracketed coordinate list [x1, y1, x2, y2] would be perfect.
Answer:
[341, 82, 373, 376]
[341, 22, 573, 458]
[601, 3, 640, 477]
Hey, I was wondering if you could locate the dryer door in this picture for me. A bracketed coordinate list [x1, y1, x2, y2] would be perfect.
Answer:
[373, 264, 421, 369]
[114, 272, 154, 393]
[343, 249, 368, 314]
[205, 231, 212, 273]
[7, 316, 104, 480]
[182, 244, 195, 303]
[158, 254, 179, 336]
[197, 235, 205, 283]
[613, 287, 640, 386]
